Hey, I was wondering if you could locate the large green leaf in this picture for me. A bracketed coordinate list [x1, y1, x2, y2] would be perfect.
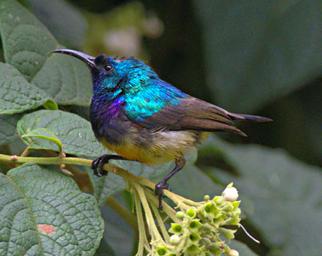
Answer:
[17, 110, 106, 157]
[0, 63, 56, 114]
[89, 171, 125, 207]
[32, 54, 92, 106]
[21, 128, 63, 153]
[0, 0, 58, 80]
[26, 0, 87, 48]
[199, 137, 322, 256]
[0, 114, 20, 145]
[194, 0, 322, 112]
[0, 164, 104, 256]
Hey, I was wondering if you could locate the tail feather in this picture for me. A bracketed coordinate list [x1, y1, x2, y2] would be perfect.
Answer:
[228, 112, 273, 123]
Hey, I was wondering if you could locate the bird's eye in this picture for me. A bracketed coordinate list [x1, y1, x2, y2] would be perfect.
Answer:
[104, 65, 113, 72]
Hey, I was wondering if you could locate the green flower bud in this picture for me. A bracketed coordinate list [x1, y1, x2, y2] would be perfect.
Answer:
[220, 228, 235, 240]
[204, 195, 210, 201]
[189, 232, 201, 243]
[221, 202, 234, 211]
[225, 216, 240, 225]
[204, 202, 215, 213]
[176, 211, 185, 219]
[186, 244, 201, 255]
[156, 246, 168, 256]
[213, 212, 223, 220]
[169, 234, 181, 245]
[234, 208, 241, 215]
[189, 219, 202, 230]
[213, 196, 224, 205]
[186, 208, 197, 218]
[169, 223, 183, 234]
[208, 244, 222, 255]
[232, 201, 240, 209]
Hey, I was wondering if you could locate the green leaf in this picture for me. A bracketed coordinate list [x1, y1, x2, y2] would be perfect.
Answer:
[0, 0, 58, 80]
[89, 171, 125, 206]
[21, 128, 63, 153]
[32, 54, 92, 106]
[200, 137, 322, 256]
[195, 0, 322, 112]
[17, 109, 106, 157]
[0, 63, 56, 114]
[0, 164, 104, 256]
[26, 0, 87, 48]
[0, 114, 20, 145]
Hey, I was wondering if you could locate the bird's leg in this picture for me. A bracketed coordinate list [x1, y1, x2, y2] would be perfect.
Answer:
[92, 154, 129, 177]
[155, 157, 186, 209]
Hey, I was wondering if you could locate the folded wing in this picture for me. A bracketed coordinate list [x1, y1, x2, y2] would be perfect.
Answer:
[123, 80, 271, 136]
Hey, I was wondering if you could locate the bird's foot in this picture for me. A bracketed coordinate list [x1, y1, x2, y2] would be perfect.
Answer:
[92, 155, 110, 177]
[155, 181, 169, 210]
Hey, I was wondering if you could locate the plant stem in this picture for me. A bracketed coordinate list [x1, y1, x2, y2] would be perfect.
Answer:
[20, 146, 30, 157]
[145, 190, 178, 222]
[150, 203, 170, 242]
[0, 153, 195, 208]
[133, 183, 163, 242]
[133, 188, 149, 255]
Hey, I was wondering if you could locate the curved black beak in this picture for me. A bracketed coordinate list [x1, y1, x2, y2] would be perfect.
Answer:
[51, 49, 96, 70]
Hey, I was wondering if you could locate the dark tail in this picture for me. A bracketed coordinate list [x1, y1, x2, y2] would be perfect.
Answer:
[228, 112, 273, 123]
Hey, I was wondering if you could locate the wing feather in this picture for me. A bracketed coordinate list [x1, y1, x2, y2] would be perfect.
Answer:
[122, 79, 271, 136]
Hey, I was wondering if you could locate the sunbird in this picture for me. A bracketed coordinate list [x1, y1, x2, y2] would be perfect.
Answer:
[53, 49, 271, 207]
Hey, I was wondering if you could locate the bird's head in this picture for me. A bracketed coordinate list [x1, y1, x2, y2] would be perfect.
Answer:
[52, 49, 157, 100]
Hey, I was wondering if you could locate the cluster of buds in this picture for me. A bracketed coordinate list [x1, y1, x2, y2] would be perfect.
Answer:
[151, 183, 241, 256]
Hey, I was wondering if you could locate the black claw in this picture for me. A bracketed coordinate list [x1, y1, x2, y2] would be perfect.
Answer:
[155, 181, 169, 209]
[92, 154, 128, 177]
[91, 155, 110, 177]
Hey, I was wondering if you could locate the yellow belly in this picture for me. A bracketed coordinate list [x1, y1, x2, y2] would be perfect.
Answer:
[101, 131, 208, 165]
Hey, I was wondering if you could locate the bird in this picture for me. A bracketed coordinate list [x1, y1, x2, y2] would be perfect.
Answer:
[53, 49, 272, 208]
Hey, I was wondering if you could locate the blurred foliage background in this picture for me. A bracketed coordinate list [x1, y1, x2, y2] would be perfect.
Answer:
[4, 0, 322, 255]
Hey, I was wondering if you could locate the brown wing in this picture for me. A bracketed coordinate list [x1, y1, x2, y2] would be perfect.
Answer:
[133, 97, 249, 136]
